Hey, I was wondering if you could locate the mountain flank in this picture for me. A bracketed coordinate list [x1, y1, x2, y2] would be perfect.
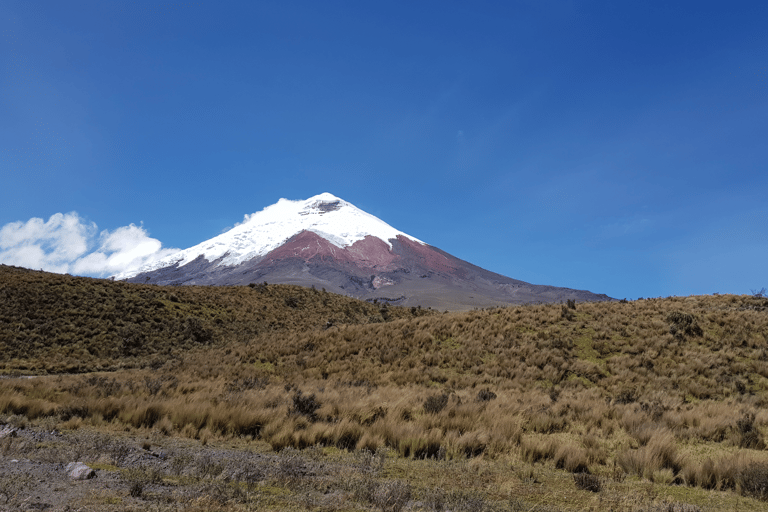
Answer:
[120, 193, 612, 310]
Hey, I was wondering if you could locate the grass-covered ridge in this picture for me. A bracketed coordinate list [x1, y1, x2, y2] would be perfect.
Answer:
[0, 264, 432, 374]
[2, 264, 768, 510]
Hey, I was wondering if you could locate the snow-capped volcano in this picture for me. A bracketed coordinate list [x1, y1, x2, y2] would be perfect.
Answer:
[117, 193, 422, 280]
[122, 193, 612, 310]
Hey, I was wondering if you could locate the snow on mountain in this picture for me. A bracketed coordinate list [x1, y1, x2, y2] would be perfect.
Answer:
[115, 193, 423, 280]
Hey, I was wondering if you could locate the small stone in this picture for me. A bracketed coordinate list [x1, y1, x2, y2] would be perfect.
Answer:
[66, 462, 96, 480]
[0, 425, 17, 439]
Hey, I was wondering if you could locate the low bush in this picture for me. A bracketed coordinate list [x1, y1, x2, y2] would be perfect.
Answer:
[291, 391, 321, 420]
[739, 461, 768, 501]
[424, 393, 449, 414]
[573, 472, 601, 492]
[667, 311, 703, 338]
[445, 490, 485, 512]
[476, 388, 496, 402]
[373, 480, 411, 512]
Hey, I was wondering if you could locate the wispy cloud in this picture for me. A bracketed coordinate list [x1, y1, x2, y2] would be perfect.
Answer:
[0, 213, 179, 278]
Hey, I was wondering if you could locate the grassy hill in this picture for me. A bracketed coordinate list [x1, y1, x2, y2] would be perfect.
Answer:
[2, 264, 768, 510]
[0, 264, 432, 374]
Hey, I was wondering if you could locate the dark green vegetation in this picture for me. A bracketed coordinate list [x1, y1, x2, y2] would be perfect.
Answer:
[2, 264, 768, 510]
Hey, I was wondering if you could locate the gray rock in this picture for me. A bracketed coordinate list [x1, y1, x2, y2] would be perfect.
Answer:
[0, 425, 18, 439]
[66, 462, 96, 480]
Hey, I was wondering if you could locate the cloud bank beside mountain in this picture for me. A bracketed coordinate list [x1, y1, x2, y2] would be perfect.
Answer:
[0, 213, 178, 277]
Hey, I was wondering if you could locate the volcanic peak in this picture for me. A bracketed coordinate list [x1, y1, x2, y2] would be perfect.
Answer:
[116, 193, 423, 280]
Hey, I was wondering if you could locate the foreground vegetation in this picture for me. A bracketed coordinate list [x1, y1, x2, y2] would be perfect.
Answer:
[2, 265, 768, 510]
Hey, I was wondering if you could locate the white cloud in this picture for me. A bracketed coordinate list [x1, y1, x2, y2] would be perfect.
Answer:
[234, 212, 256, 228]
[0, 213, 179, 278]
[217, 211, 259, 234]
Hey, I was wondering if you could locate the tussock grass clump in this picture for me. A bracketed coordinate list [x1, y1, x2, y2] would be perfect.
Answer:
[617, 430, 683, 482]
[521, 437, 558, 464]
[681, 453, 741, 491]
[736, 412, 765, 450]
[553, 444, 590, 473]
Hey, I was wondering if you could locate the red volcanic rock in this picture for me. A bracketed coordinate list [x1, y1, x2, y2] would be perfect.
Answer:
[264, 231, 462, 278]
[262, 231, 345, 262]
[262, 231, 401, 271]
[345, 236, 400, 270]
[394, 235, 457, 274]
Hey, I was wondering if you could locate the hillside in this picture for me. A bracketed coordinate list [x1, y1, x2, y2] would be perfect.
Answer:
[2, 265, 768, 510]
[0, 264, 432, 374]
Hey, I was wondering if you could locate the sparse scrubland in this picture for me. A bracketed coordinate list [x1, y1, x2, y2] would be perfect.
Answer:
[2, 264, 768, 510]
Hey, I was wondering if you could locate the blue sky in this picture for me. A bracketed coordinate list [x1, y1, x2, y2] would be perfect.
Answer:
[1, 1, 766, 300]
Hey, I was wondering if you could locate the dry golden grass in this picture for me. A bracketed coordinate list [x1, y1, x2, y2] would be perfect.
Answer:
[0, 264, 433, 374]
[3, 266, 768, 509]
